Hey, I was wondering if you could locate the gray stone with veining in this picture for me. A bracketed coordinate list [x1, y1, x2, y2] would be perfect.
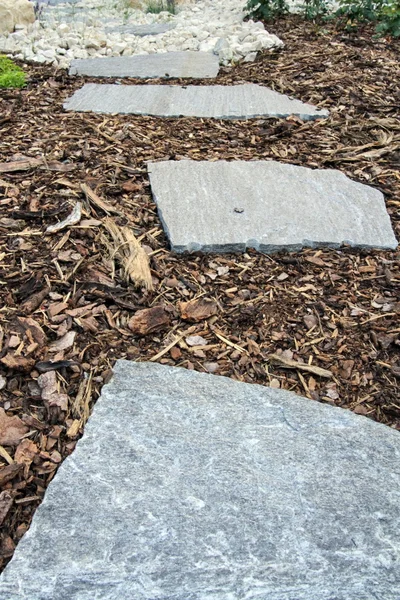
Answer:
[69, 51, 219, 79]
[63, 82, 329, 119]
[148, 159, 397, 252]
[105, 23, 176, 36]
[1, 361, 400, 600]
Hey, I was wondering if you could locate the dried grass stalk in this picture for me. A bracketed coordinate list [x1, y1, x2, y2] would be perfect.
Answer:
[102, 218, 153, 291]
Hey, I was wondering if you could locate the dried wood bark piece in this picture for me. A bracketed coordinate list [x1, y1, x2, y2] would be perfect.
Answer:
[81, 183, 120, 215]
[268, 354, 333, 379]
[20, 286, 50, 314]
[0, 409, 29, 446]
[179, 297, 219, 322]
[128, 306, 170, 336]
[0, 157, 43, 173]
[17, 317, 47, 346]
[0, 491, 15, 527]
[0, 354, 35, 371]
[0, 464, 22, 487]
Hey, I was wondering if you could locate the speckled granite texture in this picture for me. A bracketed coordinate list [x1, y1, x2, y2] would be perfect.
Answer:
[148, 159, 398, 253]
[1, 361, 399, 599]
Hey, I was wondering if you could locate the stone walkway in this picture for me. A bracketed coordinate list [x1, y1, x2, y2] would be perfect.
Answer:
[1, 362, 399, 599]
[64, 82, 329, 120]
[0, 3, 399, 598]
[69, 51, 220, 79]
[148, 160, 397, 253]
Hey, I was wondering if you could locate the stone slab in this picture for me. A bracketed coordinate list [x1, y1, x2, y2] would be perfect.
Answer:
[1, 361, 400, 600]
[105, 23, 176, 36]
[148, 159, 398, 252]
[63, 82, 329, 119]
[69, 51, 220, 79]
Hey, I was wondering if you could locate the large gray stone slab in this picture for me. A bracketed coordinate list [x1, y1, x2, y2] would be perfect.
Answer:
[148, 159, 398, 252]
[1, 361, 400, 600]
[69, 52, 220, 79]
[105, 23, 176, 36]
[63, 82, 329, 119]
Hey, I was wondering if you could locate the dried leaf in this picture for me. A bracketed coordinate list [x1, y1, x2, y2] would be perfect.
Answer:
[49, 331, 76, 352]
[37, 371, 68, 411]
[179, 297, 219, 322]
[14, 439, 38, 477]
[0, 409, 28, 446]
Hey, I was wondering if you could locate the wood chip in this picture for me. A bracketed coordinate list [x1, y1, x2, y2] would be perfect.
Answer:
[81, 183, 120, 215]
[268, 354, 333, 379]
[0, 409, 29, 446]
[179, 297, 219, 322]
[128, 306, 170, 336]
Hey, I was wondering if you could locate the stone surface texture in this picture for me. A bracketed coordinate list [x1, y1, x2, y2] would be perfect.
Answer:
[104, 23, 176, 36]
[0, 0, 283, 67]
[69, 51, 219, 78]
[148, 159, 398, 253]
[0, 0, 35, 35]
[63, 83, 329, 120]
[1, 361, 400, 600]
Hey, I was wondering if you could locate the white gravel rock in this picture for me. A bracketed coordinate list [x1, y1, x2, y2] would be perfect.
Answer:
[0, 0, 283, 67]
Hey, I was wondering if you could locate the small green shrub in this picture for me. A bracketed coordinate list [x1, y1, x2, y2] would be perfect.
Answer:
[336, 0, 383, 22]
[301, 0, 330, 19]
[145, 0, 177, 14]
[336, 0, 400, 36]
[245, 0, 289, 20]
[0, 55, 26, 89]
[375, 0, 400, 36]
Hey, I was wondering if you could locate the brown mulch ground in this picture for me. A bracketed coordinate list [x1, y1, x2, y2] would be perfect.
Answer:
[0, 16, 399, 570]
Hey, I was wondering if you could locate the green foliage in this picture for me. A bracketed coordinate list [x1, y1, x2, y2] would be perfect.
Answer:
[336, 0, 400, 36]
[145, 0, 177, 14]
[244, 0, 400, 35]
[375, 0, 400, 36]
[0, 55, 26, 89]
[245, 0, 289, 21]
[336, 0, 384, 22]
[301, 0, 330, 19]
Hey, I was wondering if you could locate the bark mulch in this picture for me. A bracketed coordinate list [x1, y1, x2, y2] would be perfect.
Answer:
[0, 16, 399, 570]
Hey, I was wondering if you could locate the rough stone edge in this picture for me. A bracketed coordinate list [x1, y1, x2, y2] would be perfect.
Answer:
[147, 160, 398, 253]
[62, 83, 329, 119]
[104, 23, 176, 36]
[1, 360, 400, 600]
[68, 52, 220, 79]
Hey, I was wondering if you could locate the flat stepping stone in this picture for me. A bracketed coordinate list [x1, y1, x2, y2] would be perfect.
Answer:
[1, 361, 400, 599]
[148, 160, 397, 252]
[69, 52, 219, 79]
[63, 82, 329, 119]
[104, 23, 176, 36]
